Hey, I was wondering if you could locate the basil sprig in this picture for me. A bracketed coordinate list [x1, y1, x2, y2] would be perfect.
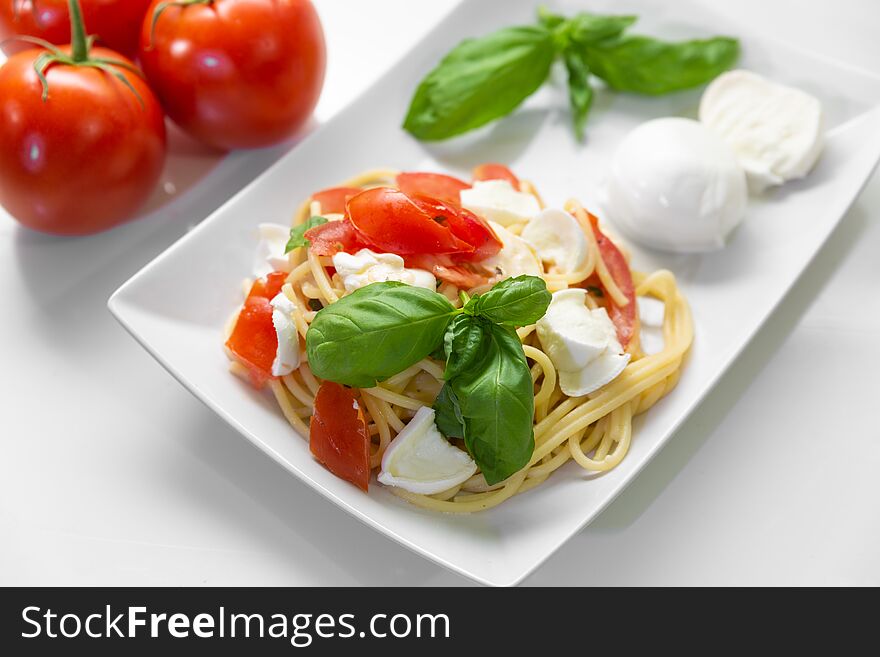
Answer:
[285, 216, 328, 253]
[305, 275, 552, 484]
[403, 7, 738, 141]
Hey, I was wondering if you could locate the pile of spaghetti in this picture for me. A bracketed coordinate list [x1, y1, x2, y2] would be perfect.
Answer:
[225, 166, 693, 513]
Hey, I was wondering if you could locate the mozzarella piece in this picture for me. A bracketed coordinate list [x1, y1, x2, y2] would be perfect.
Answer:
[558, 351, 630, 397]
[460, 179, 541, 226]
[331, 249, 435, 293]
[536, 289, 630, 397]
[699, 70, 824, 192]
[253, 223, 292, 277]
[601, 117, 747, 253]
[378, 406, 477, 494]
[536, 289, 611, 370]
[481, 221, 543, 280]
[269, 292, 300, 376]
[521, 208, 588, 274]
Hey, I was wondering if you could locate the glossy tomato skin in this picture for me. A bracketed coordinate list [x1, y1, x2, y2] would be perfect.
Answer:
[139, 0, 326, 150]
[0, 46, 166, 235]
[310, 382, 371, 492]
[0, 0, 153, 58]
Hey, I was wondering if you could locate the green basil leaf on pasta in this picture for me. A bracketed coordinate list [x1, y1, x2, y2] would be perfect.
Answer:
[285, 215, 328, 253]
[582, 34, 739, 95]
[306, 282, 456, 388]
[465, 275, 552, 327]
[443, 314, 488, 380]
[403, 25, 557, 141]
[451, 323, 535, 485]
[433, 383, 466, 440]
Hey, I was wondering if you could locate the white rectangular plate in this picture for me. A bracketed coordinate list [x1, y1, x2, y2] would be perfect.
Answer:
[109, 0, 880, 586]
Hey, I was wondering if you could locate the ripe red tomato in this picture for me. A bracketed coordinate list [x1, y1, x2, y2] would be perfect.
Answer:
[0, 46, 166, 235]
[0, 0, 153, 58]
[139, 0, 326, 150]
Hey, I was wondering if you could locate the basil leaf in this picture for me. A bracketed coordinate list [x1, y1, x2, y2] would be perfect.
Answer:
[443, 314, 488, 380]
[433, 383, 466, 439]
[564, 50, 593, 141]
[306, 282, 455, 388]
[451, 324, 535, 485]
[582, 34, 739, 95]
[403, 25, 556, 141]
[285, 216, 328, 253]
[538, 8, 636, 51]
[566, 12, 637, 45]
[536, 6, 566, 31]
[465, 275, 551, 327]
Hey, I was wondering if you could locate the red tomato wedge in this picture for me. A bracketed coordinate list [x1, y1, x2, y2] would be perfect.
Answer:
[346, 188, 473, 255]
[225, 271, 288, 388]
[311, 186, 363, 215]
[472, 163, 521, 189]
[310, 382, 371, 491]
[395, 172, 470, 207]
[304, 219, 370, 256]
[412, 196, 502, 262]
[587, 214, 638, 348]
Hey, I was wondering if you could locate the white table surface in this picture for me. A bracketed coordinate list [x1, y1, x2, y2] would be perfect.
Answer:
[2, 0, 879, 587]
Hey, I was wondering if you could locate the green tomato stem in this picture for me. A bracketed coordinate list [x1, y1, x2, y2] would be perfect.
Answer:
[67, 0, 88, 62]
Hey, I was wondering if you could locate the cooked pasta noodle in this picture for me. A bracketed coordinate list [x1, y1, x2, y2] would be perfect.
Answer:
[229, 169, 693, 512]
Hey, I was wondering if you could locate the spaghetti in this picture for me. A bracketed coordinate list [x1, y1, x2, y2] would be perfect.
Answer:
[227, 169, 693, 513]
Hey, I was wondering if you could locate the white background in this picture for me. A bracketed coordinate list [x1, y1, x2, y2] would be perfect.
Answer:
[2, 0, 878, 586]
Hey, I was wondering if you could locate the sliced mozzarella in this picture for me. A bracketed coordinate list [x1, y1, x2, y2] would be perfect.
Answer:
[253, 223, 292, 277]
[536, 289, 610, 370]
[269, 292, 300, 376]
[521, 208, 588, 274]
[558, 350, 631, 397]
[481, 221, 543, 280]
[460, 179, 541, 226]
[699, 69, 824, 192]
[536, 289, 630, 396]
[378, 406, 477, 495]
[331, 249, 435, 293]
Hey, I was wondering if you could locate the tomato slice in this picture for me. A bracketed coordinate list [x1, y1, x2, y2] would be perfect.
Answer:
[310, 382, 371, 491]
[304, 218, 371, 256]
[225, 271, 288, 388]
[395, 172, 470, 207]
[412, 196, 502, 262]
[405, 254, 494, 289]
[346, 187, 474, 255]
[311, 187, 363, 215]
[472, 163, 521, 189]
[587, 214, 638, 348]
